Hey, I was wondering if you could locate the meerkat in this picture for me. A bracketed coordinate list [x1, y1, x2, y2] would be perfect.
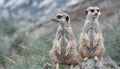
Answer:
[79, 6, 105, 61]
[50, 13, 80, 69]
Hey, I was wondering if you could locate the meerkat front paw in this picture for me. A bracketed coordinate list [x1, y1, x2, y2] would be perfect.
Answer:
[93, 34, 100, 47]
[57, 46, 61, 55]
[85, 34, 90, 48]
[55, 40, 61, 55]
[86, 42, 90, 48]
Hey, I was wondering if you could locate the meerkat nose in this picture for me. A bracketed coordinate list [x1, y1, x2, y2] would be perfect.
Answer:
[95, 13, 98, 16]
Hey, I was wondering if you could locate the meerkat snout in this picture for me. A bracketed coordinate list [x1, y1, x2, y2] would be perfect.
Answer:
[85, 6, 101, 18]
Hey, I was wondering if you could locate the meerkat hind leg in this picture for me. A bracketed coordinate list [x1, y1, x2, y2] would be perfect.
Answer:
[70, 65, 73, 69]
[56, 63, 59, 69]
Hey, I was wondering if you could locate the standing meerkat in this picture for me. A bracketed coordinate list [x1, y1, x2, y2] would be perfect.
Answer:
[79, 6, 105, 61]
[50, 13, 80, 69]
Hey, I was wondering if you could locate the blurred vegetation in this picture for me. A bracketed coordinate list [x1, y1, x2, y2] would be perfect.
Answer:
[0, 17, 119, 69]
[5, 36, 52, 69]
[0, 19, 53, 69]
[104, 27, 120, 64]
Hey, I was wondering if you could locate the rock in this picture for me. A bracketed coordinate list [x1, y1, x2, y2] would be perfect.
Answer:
[43, 63, 52, 69]
[44, 57, 120, 69]
[81, 57, 120, 69]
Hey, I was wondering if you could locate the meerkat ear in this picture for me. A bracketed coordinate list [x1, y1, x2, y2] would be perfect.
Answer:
[85, 10, 88, 15]
[66, 16, 69, 22]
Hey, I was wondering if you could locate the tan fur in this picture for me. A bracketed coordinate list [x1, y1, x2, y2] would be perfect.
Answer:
[79, 6, 105, 61]
[50, 13, 81, 69]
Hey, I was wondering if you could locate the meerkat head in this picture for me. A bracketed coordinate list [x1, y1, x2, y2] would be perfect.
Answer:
[85, 6, 101, 18]
[52, 12, 70, 25]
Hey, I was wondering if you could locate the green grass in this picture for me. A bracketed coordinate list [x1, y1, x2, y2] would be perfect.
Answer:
[104, 27, 120, 64]
[5, 36, 53, 69]
[0, 19, 17, 36]
[0, 19, 53, 69]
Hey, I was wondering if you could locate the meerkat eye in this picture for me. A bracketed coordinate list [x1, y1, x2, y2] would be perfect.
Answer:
[57, 15, 62, 19]
[97, 9, 99, 12]
[66, 16, 69, 22]
[90, 9, 95, 13]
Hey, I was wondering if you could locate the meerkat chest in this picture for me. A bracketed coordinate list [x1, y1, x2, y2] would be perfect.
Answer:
[58, 29, 70, 46]
[57, 29, 70, 55]
[87, 23, 97, 43]
[87, 26, 97, 36]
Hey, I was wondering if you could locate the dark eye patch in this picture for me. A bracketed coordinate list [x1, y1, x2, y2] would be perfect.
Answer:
[57, 15, 62, 19]
[66, 16, 69, 22]
[97, 9, 99, 12]
[90, 9, 95, 13]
